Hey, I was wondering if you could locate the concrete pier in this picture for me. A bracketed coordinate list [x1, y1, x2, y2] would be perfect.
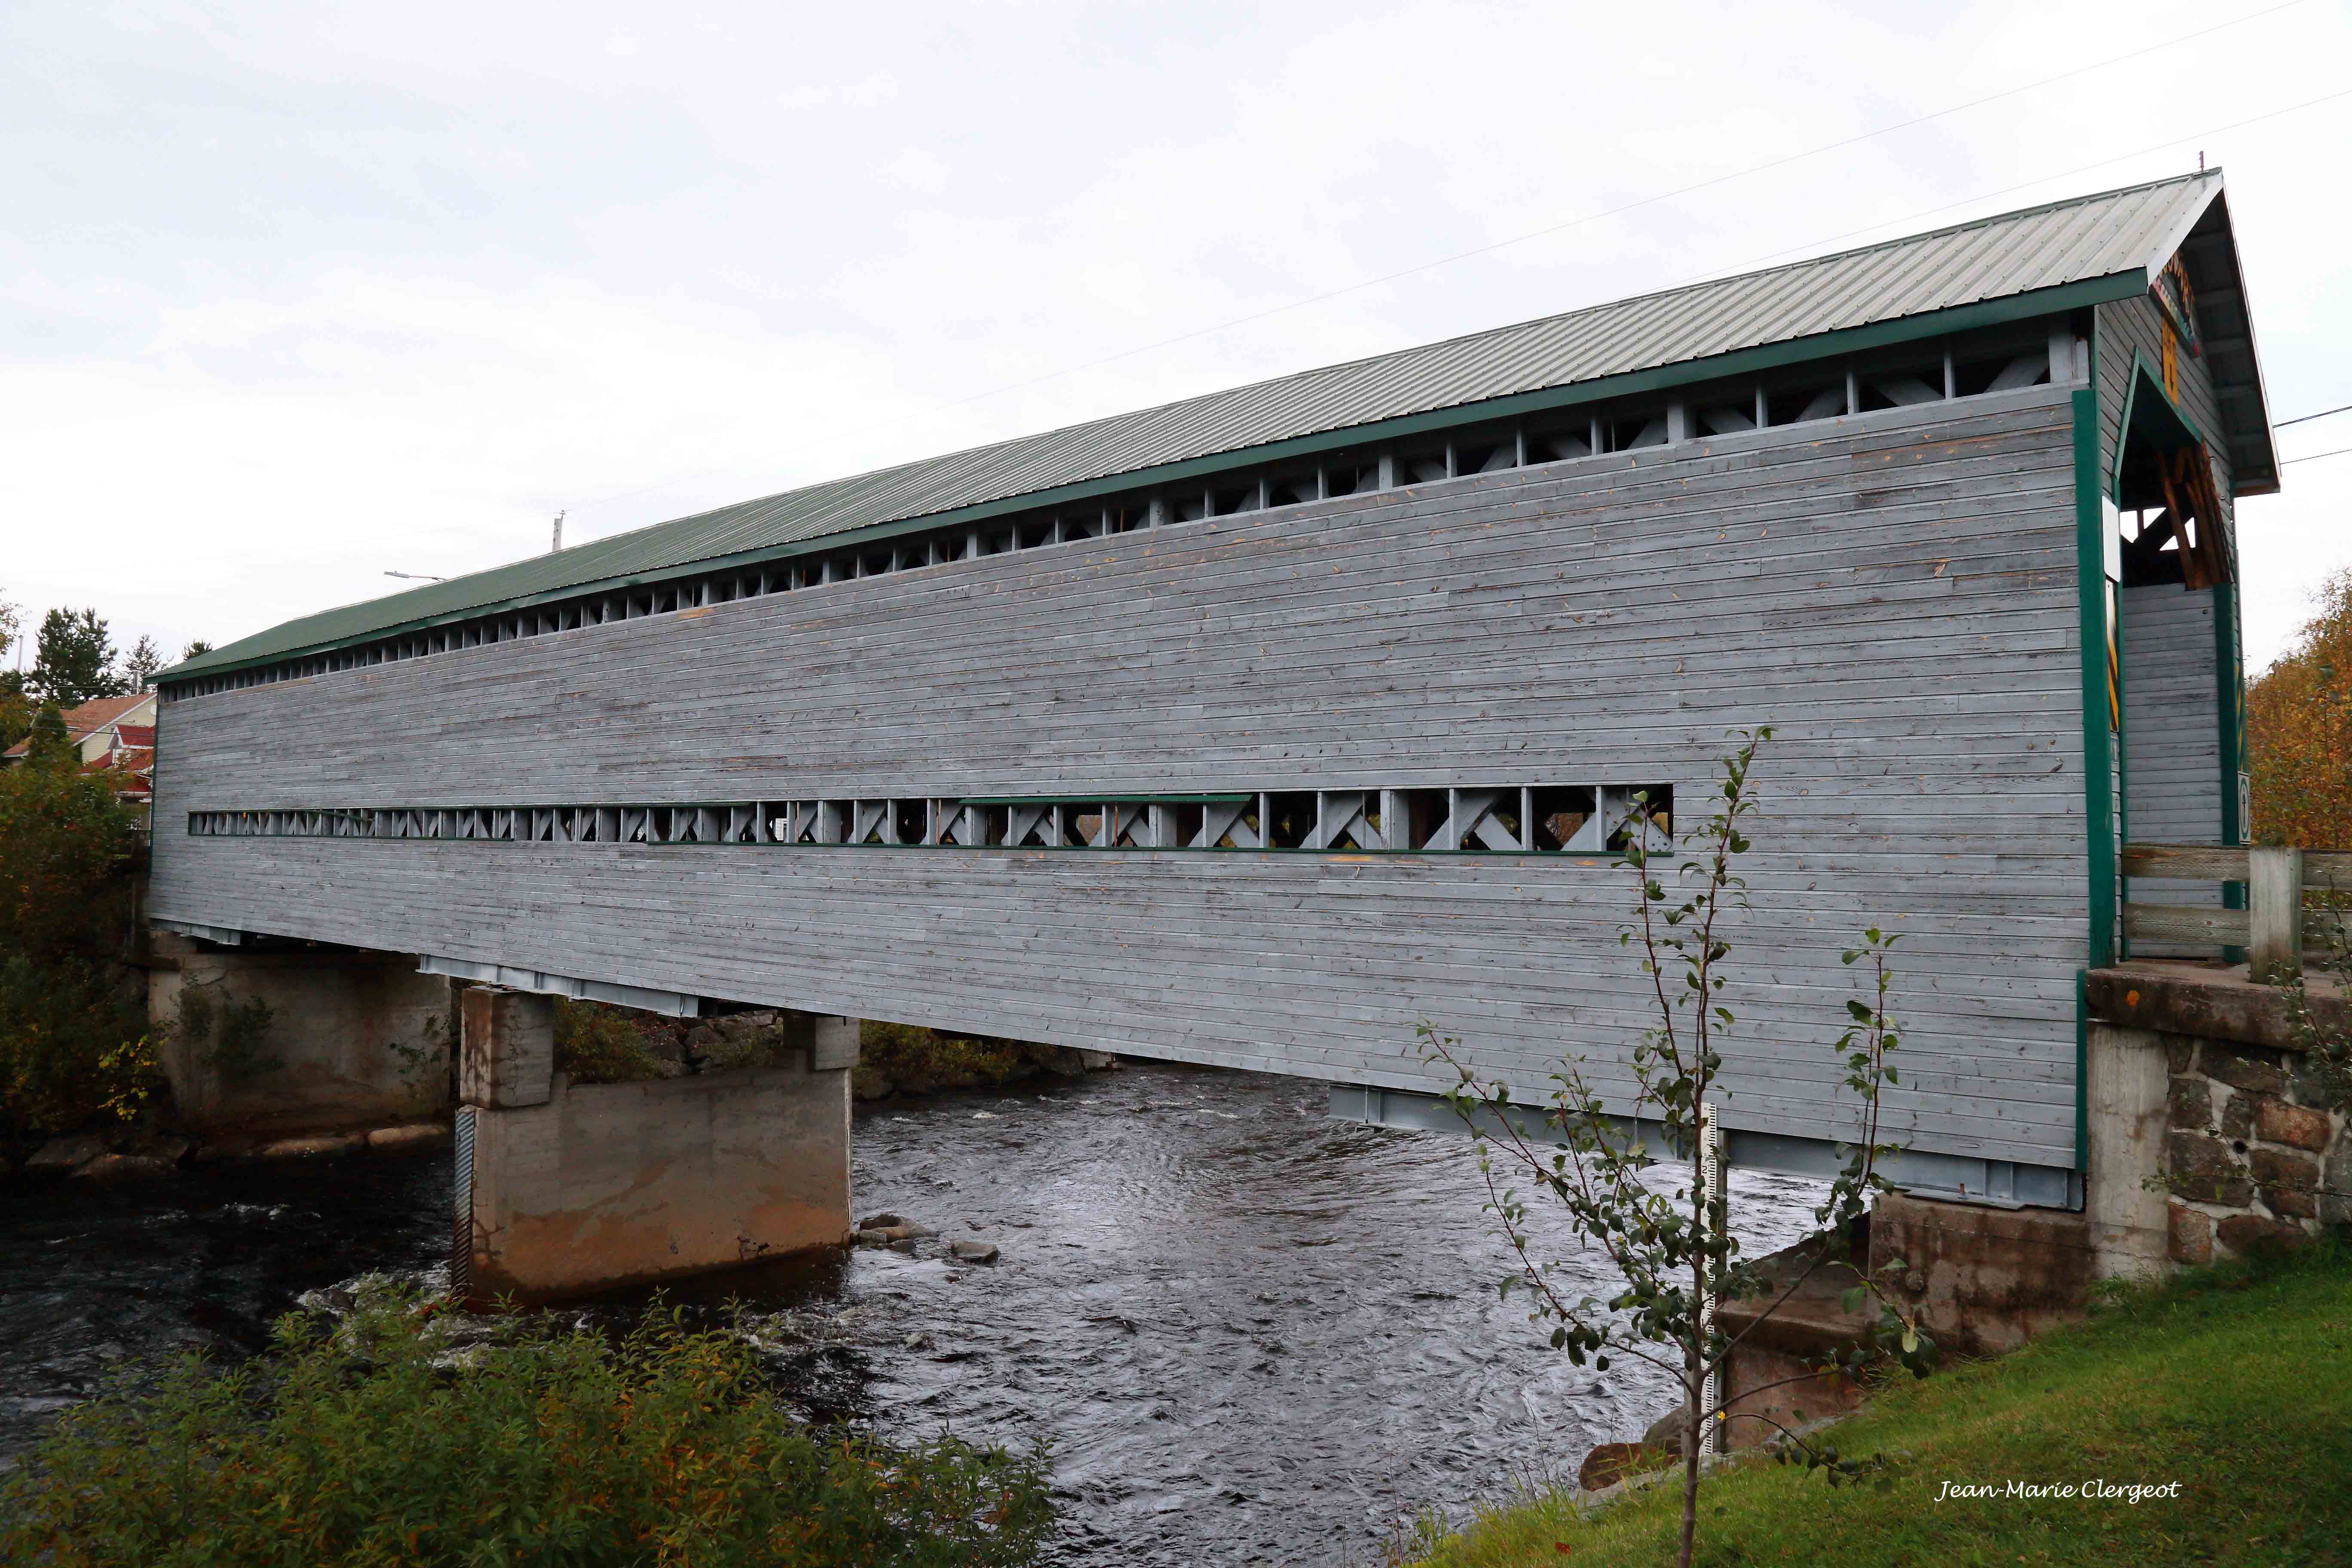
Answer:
[457, 989, 854, 1303]
[147, 931, 453, 1137]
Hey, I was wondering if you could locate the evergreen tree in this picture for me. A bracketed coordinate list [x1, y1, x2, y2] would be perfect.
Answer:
[28, 609, 124, 707]
[180, 638, 212, 662]
[120, 635, 165, 692]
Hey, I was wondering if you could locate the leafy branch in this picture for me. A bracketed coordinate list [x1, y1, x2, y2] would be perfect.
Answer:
[1417, 729, 1932, 1568]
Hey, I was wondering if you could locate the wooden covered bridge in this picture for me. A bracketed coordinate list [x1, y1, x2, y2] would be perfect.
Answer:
[148, 170, 2282, 1298]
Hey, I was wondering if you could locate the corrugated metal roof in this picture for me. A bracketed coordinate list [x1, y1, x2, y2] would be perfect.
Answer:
[175, 171, 2233, 678]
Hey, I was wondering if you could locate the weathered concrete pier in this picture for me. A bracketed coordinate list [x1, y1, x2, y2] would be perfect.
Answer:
[454, 990, 857, 1302]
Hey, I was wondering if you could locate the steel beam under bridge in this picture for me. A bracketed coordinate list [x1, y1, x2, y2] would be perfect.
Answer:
[1328, 1084, 2082, 1211]
[416, 953, 704, 1017]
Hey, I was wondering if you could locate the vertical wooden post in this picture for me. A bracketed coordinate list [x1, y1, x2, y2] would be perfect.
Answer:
[2248, 847, 2304, 979]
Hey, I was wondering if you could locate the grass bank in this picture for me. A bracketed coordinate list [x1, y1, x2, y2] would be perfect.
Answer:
[1407, 1240, 2352, 1567]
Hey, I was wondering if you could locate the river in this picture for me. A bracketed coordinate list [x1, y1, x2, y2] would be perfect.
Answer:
[1, 1060, 1828, 1565]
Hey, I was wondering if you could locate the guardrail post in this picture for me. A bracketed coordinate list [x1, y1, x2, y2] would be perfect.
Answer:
[2247, 847, 2304, 981]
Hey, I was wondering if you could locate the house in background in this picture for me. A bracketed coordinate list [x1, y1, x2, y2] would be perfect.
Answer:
[3, 690, 159, 823]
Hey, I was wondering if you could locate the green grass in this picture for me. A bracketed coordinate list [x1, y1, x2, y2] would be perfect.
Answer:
[1409, 1241, 2352, 1567]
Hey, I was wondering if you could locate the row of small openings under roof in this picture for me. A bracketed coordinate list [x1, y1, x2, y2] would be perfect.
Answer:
[164, 318, 2077, 704]
[185, 784, 1674, 856]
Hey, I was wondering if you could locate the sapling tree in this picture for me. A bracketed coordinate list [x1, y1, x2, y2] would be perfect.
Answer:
[1418, 729, 1932, 1568]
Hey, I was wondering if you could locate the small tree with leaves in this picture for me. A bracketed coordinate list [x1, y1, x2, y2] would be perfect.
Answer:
[2248, 566, 2352, 849]
[1419, 729, 1931, 1568]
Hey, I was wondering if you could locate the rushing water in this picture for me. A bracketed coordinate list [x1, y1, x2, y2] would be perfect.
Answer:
[1, 1061, 1827, 1564]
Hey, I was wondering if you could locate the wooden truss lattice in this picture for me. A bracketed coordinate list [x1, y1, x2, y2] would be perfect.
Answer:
[187, 783, 1675, 858]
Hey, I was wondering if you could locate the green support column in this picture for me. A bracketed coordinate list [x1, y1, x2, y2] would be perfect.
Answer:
[2073, 387, 2119, 972]
[2071, 383, 2115, 1176]
[2214, 578, 2249, 958]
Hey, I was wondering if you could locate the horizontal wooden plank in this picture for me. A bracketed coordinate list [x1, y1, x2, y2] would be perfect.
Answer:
[2124, 844, 2249, 882]
[2123, 903, 2249, 944]
[2124, 844, 2352, 889]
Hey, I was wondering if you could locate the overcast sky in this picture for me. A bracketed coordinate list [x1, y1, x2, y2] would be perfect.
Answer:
[3, 0, 2348, 677]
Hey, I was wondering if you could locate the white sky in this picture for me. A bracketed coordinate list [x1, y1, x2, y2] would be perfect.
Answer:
[3, 0, 2348, 674]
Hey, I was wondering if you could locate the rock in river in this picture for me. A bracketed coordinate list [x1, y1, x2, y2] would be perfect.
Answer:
[25, 1135, 108, 1172]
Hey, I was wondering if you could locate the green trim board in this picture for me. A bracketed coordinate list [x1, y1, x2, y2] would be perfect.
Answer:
[2074, 385, 2119, 971]
[2107, 349, 2208, 502]
[2072, 383, 2113, 1173]
[2213, 578, 2248, 848]
[2214, 577, 2249, 958]
[164, 274, 2147, 685]
[2074, 975, 2092, 1177]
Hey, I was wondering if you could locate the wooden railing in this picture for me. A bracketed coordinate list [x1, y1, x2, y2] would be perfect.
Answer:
[2122, 843, 2352, 976]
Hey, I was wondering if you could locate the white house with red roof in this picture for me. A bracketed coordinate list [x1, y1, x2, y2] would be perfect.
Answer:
[3, 690, 159, 820]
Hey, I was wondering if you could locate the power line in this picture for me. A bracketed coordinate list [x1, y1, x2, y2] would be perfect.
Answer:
[852, 0, 2321, 430]
[2282, 445, 2352, 466]
[2277, 401, 2352, 428]
[1659, 87, 2352, 292]
[561, 1, 2314, 526]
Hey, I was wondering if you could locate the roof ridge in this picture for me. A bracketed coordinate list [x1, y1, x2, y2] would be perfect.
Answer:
[588, 170, 2220, 550]
[169, 170, 2245, 680]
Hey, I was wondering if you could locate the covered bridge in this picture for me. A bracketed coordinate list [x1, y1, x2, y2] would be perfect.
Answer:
[150, 170, 2278, 1289]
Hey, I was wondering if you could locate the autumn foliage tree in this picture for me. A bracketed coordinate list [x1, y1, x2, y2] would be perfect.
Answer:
[2248, 567, 2352, 849]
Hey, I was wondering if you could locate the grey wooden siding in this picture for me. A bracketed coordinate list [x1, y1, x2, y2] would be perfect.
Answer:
[2120, 583, 2223, 952]
[153, 385, 2091, 1168]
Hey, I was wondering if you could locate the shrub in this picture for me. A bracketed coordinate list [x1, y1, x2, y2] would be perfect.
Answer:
[860, 1022, 1042, 1092]
[0, 762, 151, 1137]
[0, 1289, 1057, 1567]
[0, 755, 141, 963]
[553, 996, 675, 1084]
[0, 955, 156, 1135]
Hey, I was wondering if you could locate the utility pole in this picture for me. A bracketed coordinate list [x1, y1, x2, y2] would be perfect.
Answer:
[552, 510, 565, 553]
